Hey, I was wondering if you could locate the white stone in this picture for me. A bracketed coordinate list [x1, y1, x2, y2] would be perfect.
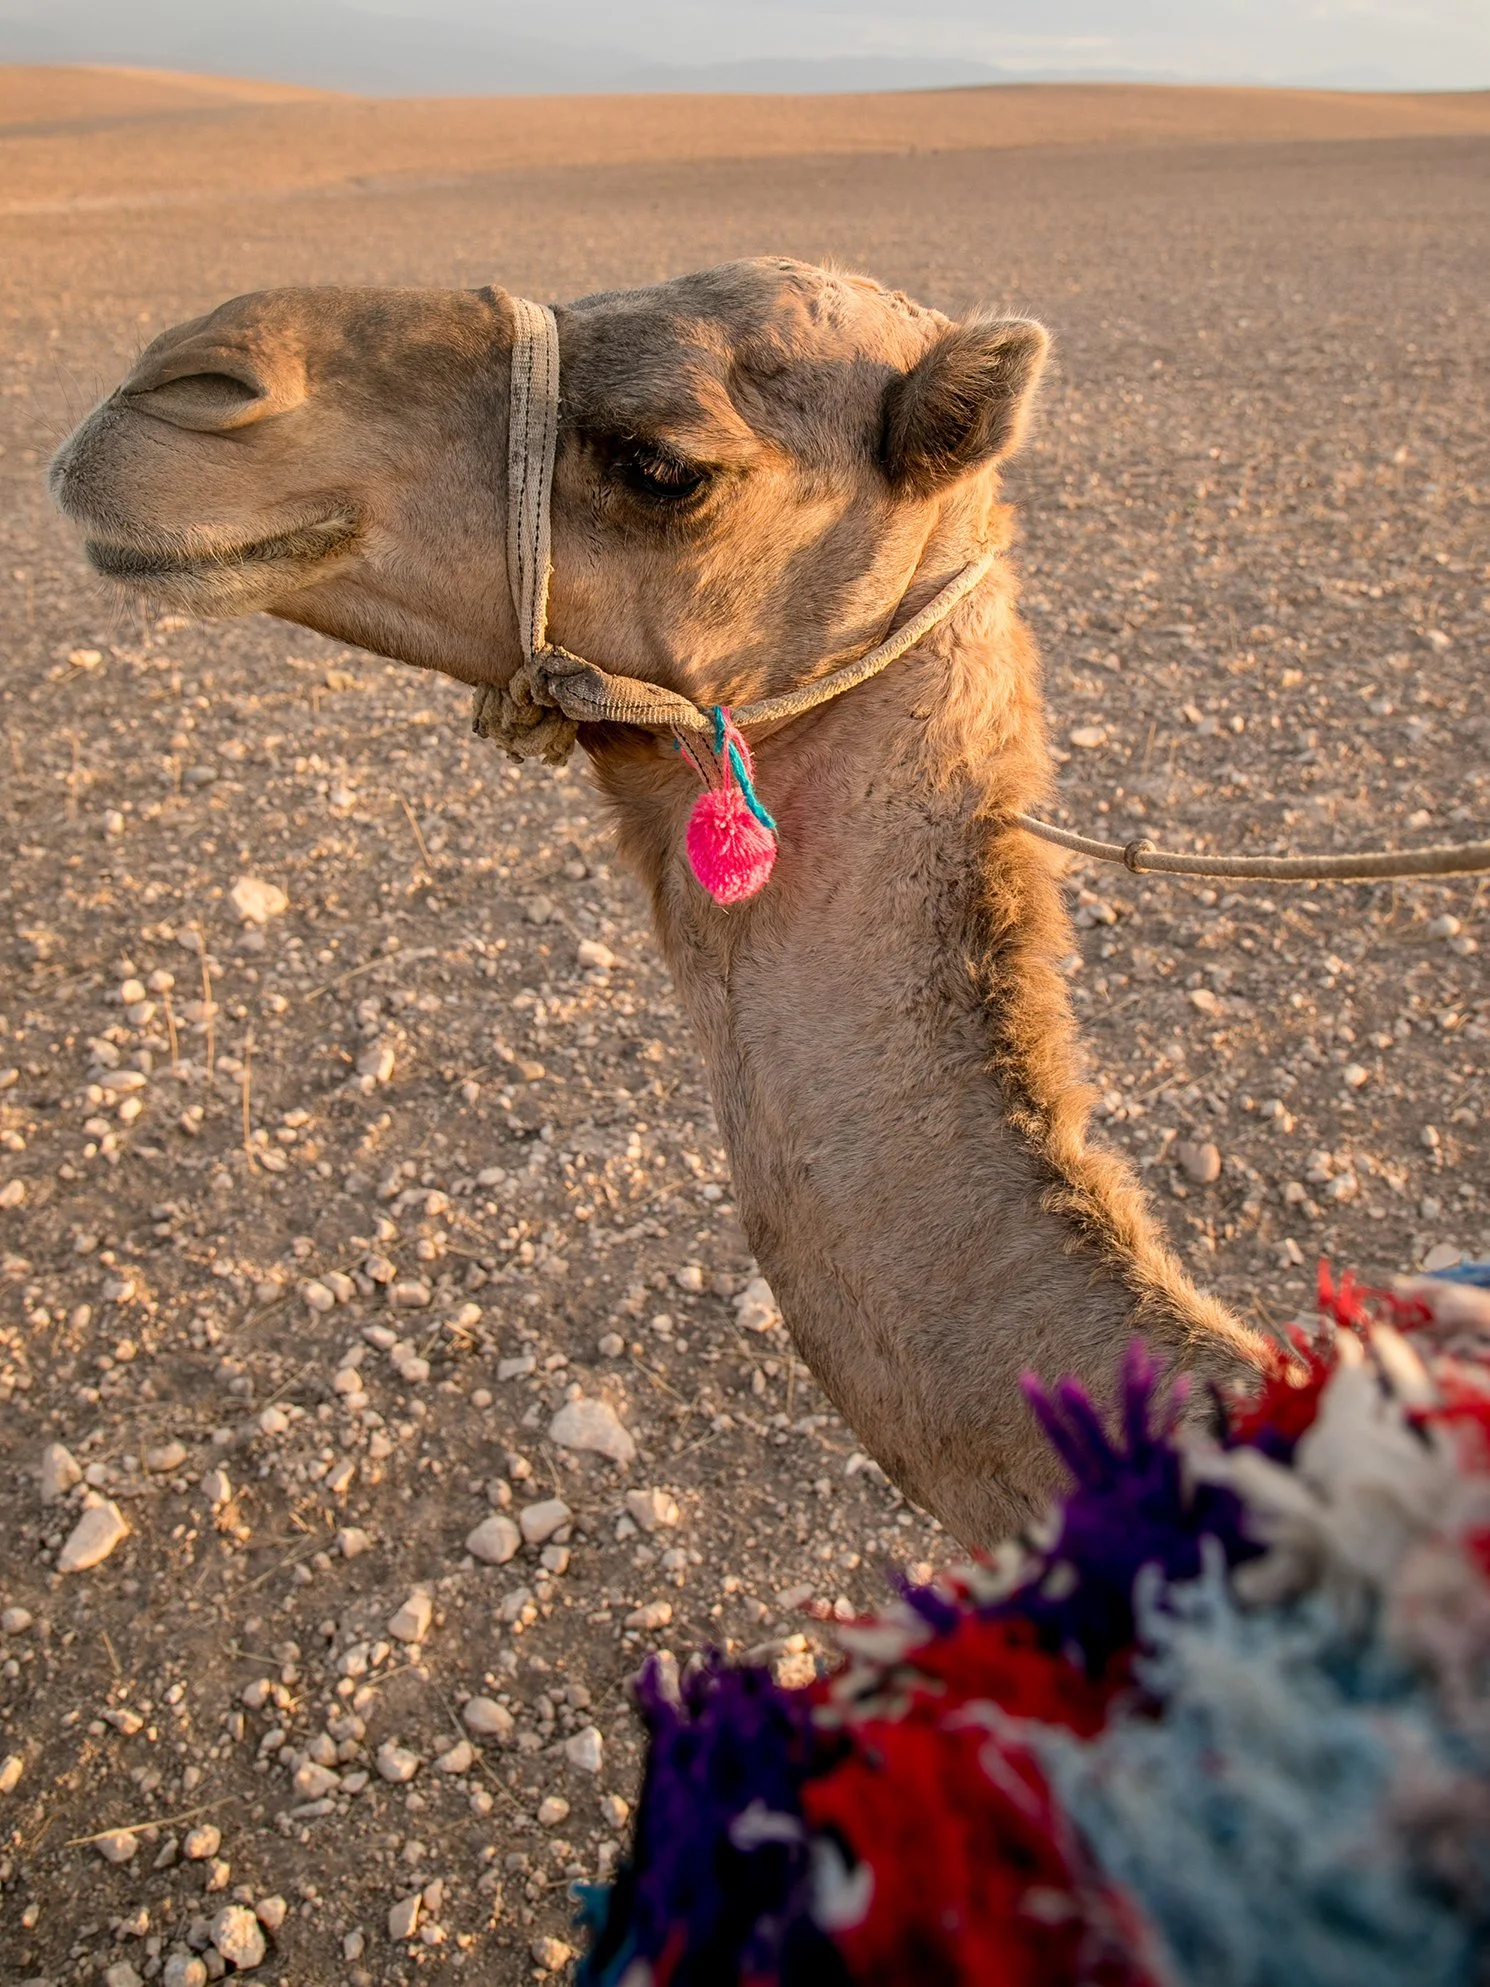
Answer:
[97, 1828, 139, 1864]
[39, 1440, 82, 1504]
[356, 1040, 396, 1085]
[389, 1280, 431, 1310]
[388, 1892, 422, 1941]
[674, 1263, 705, 1294]
[103, 1964, 144, 1987]
[1068, 723, 1107, 750]
[435, 1737, 475, 1775]
[301, 1280, 336, 1314]
[537, 1794, 570, 1826]
[145, 1440, 188, 1474]
[625, 1487, 680, 1533]
[376, 1741, 420, 1783]
[600, 1792, 631, 1829]
[576, 939, 616, 971]
[211, 1902, 267, 1969]
[182, 1823, 222, 1860]
[466, 1514, 521, 1565]
[230, 876, 288, 925]
[255, 1896, 289, 1932]
[292, 1761, 340, 1799]
[531, 1937, 574, 1973]
[549, 1397, 635, 1466]
[0, 1179, 25, 1209]
[337, 1527, 372, 1559]
[1343, 1062, 1370, 1089]
[58, 1500, 129, 1573]
[733, 1277, 781, 1333]
[563, 1725, 604, 1773]
[388, 1591, 433, 1643]
[257, 1406, 289, 1437]
[0, 1606, 32, 1635]
[519, 1498, 572, 1547]
[461, 1696, 514, 1741]
[163, 1956, 208, 1987]
[201, 1468, 232, 1507]
[0, 1753, 22, 1793]
[624, 1599, 673, 1631]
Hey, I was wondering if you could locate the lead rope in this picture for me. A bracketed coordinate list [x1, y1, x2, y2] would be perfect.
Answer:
[474, 295, 1490, 896]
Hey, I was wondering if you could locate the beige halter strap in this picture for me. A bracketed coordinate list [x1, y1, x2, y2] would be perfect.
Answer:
[471, 296, 993, 764]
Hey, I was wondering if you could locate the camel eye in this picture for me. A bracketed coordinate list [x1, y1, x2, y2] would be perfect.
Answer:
[618, 445, 708, 502]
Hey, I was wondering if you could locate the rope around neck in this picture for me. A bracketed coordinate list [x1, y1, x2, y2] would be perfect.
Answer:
[473, 296, 1490, 889]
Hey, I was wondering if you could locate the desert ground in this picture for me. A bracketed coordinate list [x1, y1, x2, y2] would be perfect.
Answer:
[0, 67, 1487, 1987]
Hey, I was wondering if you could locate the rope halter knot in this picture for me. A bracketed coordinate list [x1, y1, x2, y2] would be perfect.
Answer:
[471, 294, 994, 902]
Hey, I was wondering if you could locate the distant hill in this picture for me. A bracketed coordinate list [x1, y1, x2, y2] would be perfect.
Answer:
[3, 0, 1483, 99]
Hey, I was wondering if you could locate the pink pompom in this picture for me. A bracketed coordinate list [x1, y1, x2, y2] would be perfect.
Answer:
[686, 786, 777, 905]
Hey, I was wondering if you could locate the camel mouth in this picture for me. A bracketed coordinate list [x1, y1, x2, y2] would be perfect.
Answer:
[83, 512, 360, 591]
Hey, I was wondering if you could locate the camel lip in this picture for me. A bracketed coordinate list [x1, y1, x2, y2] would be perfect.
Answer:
[82, 512, 359, 588]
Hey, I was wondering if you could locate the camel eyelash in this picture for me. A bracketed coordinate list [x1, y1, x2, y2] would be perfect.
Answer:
[612, 441, 712, 503]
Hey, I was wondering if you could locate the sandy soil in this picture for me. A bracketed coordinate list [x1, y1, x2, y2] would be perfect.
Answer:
[0, 70, 1486, 1987]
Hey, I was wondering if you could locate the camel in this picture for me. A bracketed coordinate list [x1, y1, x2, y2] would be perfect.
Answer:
[49, 258, 1271, 1547]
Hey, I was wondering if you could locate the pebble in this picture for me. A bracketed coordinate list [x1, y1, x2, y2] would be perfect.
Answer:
[733, 1277, 781, 1333]
[466, 1514, 521, 1565]
[0, 1753, 22, 1793]
[163, 1956, 208, 1987]
[1342, 1062, 1370, 1089]
[1423, 1242, 1463, 1273]
[337, 1527, 372, 1559]
[498, 1354, 536, 1381]
[230, 876, 287, 925]
[563, 1725, 604, 1773]
[600, 1792, 631, 1829]
[201, 1468, 232, 1507]
[257, 1406, 289, 1437]
[624, 1599, 673, 1631]
[388, 1892, 422, 1941]
[0, 1178, 26, 1209]
[103, 1965, 144, 1987]
[549, 1396, 636, 1466]
[292, 1761, 340, 1799]
[625, 1487, 680, 1534]
[255, 1897, 289, 1932]
[97, 1829, 139, 1864]
[537, 1794, 570, 1826]
[461, 1696, 515, 1741]
[40, 1440, 82, 1504]
[389, 1280, 432, 1311]
[356, 1041, 396, 1086]
[576, 938, 616, 971]
[146, 1440, 189, 1474]
[376, 1742, 421, 1784]
[531, 1936, 574, 1972]
[182, 1824, 222, 1860]
[210, 1902, 266, 1970]
[673, 1263, 705, 1294]
[387, 1591, 433, 1643]
[1188, 987, 1221, 1014]
[597, 1332, 625, 1359]
[58, 1499, 129, 1573]
[524, 895, 556, 925]
[1175, 1140, 1222, 1186]
[1068, 723, 1108, 749]
[1, 1605, 33, 1634]
[519, 1497, 572, 1546]
[302, 1280, 336, 1314]
[435, 1737, 475, 1775]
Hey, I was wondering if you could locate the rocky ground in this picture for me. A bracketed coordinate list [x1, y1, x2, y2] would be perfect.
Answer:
[0, 75, 1486, 1987]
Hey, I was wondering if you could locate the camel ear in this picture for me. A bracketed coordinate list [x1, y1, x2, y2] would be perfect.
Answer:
[881, 317, 1049, 493]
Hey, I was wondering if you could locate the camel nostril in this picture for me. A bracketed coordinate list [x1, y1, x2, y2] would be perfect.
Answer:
[125, 369, 269, 434]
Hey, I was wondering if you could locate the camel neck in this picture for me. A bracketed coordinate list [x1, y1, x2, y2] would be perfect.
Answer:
[591, 564, 1265, 1546]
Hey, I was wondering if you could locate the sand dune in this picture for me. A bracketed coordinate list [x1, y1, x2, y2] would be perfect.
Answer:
[2, 67, 1488, 213]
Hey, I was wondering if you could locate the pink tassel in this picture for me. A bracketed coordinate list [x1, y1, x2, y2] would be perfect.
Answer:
[687, 786, 777, 904]
[682, 708, 778, 905]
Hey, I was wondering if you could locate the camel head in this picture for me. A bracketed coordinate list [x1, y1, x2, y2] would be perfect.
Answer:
[51, 259, 1047, 707]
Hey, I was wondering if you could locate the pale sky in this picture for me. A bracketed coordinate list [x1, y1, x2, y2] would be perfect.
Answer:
[3, 0, 1488, 92]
